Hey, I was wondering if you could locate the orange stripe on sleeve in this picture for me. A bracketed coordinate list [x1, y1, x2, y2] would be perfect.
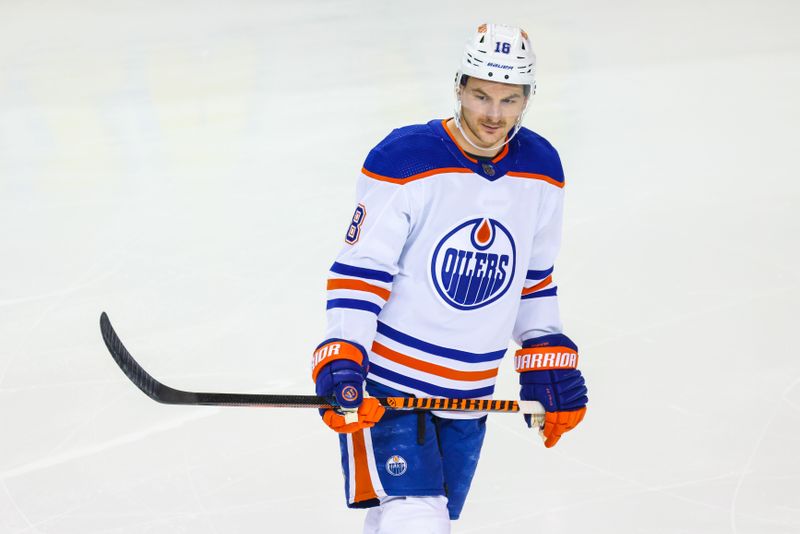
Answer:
[327, 279, 391, 301]
[521, 275, 553, 296]
[372, 341, 499, 382]
[350, 431, 378, 503]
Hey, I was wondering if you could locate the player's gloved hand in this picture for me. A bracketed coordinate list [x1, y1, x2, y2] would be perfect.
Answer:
[515, 333, 588, 448]
[321, 397, 385, 433]
[311, 339, 385, 433]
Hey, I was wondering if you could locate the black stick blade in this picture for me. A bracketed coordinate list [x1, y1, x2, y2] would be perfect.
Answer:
[100, 312, 195, 405]
[99, 312, 329, 408]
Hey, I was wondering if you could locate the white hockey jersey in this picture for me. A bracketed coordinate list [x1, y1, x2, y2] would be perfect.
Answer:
[324, 118, 567, 417]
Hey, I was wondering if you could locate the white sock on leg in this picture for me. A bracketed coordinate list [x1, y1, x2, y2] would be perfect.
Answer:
[362, 496, 450, 534]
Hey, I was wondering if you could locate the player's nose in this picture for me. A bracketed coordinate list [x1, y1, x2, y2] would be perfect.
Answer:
[485, 103, 502, 121]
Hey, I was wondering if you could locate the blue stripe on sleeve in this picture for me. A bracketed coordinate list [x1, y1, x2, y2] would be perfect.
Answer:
[520, 286, 558, 300]
[376, 322, 506, 364]
[526, 266, 554, 280]
[368, 364, 496, 399]
[330, 262, 394, 283]
[326, 298, 382, 315]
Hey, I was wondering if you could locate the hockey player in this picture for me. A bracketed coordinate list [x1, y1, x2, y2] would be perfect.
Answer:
[311, 23, 588, 533]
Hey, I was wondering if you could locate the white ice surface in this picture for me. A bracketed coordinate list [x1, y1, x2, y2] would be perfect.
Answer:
[1, 1, 799, 533]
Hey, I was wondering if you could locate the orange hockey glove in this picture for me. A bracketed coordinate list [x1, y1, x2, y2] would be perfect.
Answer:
[321, 397, 386, 434]
[541, 406, 587, 448]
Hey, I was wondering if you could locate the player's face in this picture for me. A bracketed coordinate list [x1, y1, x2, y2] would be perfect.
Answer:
[459, 77, 527, 148]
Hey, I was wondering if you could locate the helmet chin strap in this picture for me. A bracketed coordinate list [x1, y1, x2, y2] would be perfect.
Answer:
[453, 97, 531, 154]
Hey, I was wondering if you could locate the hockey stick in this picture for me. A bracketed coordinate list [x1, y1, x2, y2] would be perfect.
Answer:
[99, 312, 545, 422]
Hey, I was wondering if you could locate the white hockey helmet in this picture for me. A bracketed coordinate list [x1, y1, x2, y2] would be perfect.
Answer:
[460, 23, 536, 88]
[454, 23, 537, 152]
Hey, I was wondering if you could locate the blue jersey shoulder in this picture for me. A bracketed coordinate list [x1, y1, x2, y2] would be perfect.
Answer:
[511, 127, 565, 184]
[362, 122, 458, 181]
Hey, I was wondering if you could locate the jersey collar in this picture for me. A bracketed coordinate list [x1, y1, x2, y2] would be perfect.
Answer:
[430, 118, 514, 181]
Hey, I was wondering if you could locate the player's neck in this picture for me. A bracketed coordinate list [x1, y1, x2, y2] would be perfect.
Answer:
[445, 118, 501, 160]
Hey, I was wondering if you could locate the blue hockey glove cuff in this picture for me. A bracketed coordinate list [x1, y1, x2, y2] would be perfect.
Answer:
[311, 339, 368, 410]
[516, 333, 588, 447]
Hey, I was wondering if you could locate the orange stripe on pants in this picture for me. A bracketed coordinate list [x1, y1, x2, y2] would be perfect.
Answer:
[351, 430, 378, 503]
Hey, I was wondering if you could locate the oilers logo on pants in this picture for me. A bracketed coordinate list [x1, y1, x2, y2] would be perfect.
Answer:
[430, 217, 516, 310]
[385, 455, 408, 477]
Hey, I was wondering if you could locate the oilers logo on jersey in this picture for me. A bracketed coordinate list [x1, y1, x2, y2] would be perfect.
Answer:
[430, 218, 516, 310]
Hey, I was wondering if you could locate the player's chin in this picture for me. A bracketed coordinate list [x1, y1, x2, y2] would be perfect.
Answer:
[477, 129, 507, 146]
